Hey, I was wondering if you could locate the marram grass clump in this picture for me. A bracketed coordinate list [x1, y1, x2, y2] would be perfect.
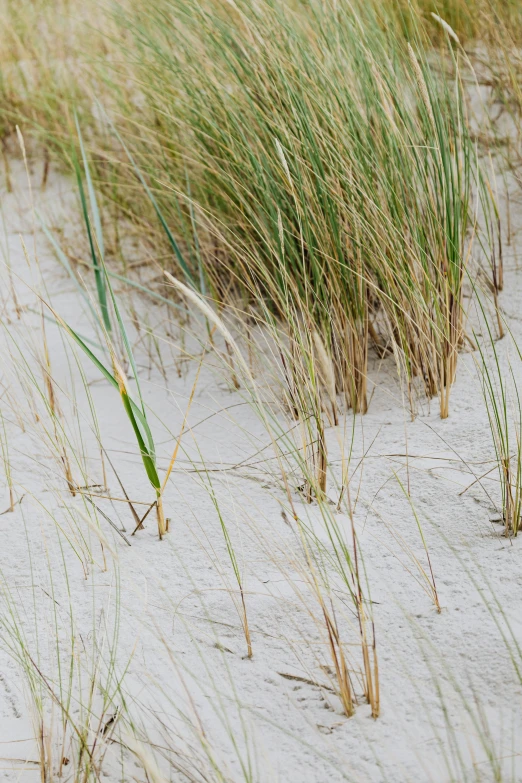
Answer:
[109, 0, 496, 419]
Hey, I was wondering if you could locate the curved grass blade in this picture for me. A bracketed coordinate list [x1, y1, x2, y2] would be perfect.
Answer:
[44, 302, 151, 447]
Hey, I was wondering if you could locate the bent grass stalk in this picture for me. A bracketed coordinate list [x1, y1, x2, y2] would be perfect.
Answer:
[45, 298, 165, 536]
[39, 247, 165, 538]
[47, 136, 168, 536]
[42, 148, 205, 540]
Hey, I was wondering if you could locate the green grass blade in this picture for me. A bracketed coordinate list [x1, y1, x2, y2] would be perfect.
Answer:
[72, 124, 156, 460]
[52, 312, 151, 446]
[73, 154, 112, 333]
[120, 388, 160, 491]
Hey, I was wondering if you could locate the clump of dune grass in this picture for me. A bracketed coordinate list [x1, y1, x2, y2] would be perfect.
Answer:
[89, 0, 494, 425]
[0, 0, 504, 430]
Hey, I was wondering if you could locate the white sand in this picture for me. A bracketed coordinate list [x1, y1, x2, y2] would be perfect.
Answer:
[0, 155, 521, 783]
